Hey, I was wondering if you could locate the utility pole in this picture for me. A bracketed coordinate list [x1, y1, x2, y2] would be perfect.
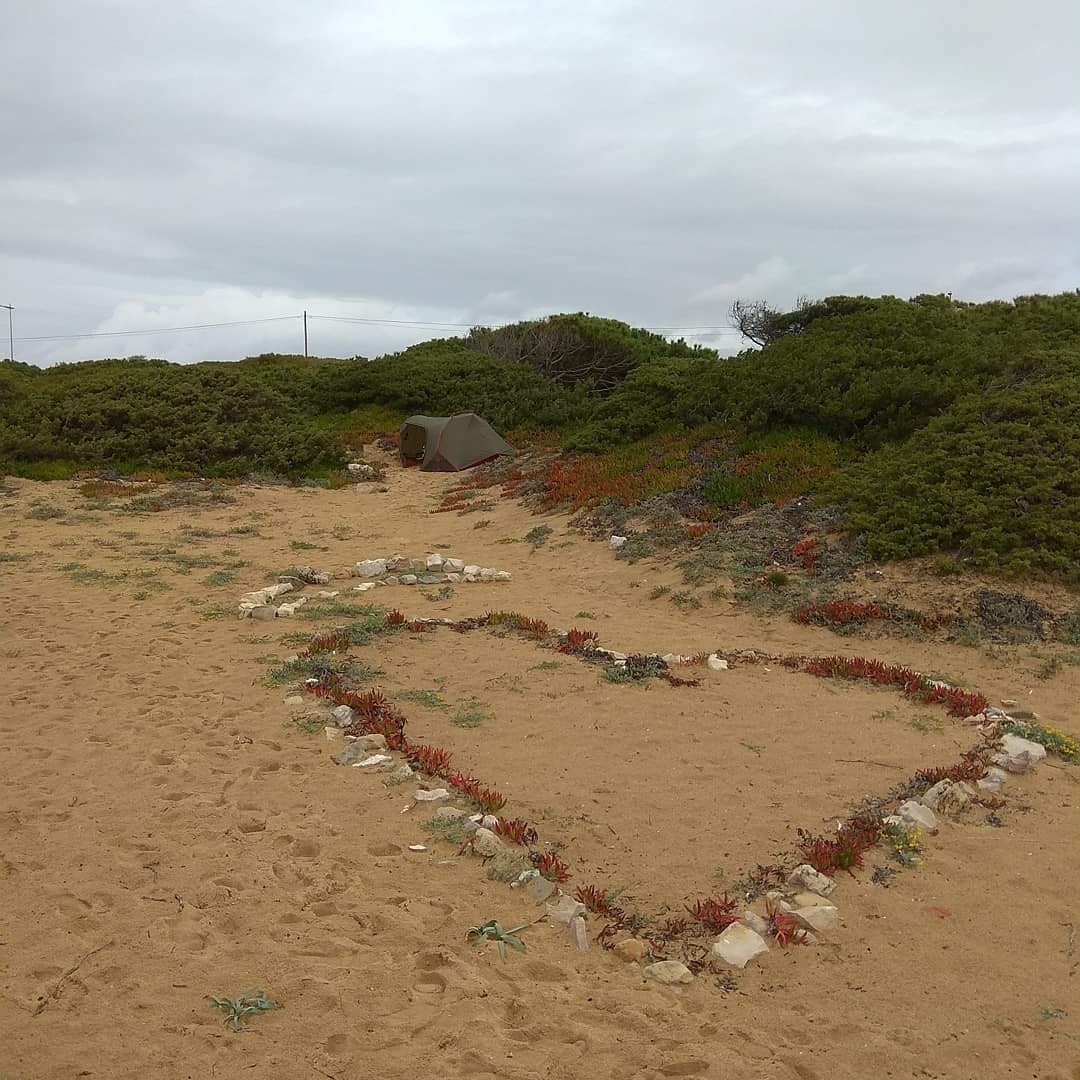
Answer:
[303, 310, 308, 357]
[1, 305, 12, 361]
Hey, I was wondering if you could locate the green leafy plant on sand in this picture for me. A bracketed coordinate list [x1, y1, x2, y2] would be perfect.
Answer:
[880, 820, 923, 867]
[465, 920, 528, 959]
[207, 989, 279, 1030]
[452, 699, 487, 727]
[525, 524, 553, 549]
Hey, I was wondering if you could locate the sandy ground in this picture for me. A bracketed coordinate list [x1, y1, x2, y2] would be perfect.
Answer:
[1, 467, 1079, 1080]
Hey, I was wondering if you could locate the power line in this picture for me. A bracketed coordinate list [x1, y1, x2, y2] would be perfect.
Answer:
[308, 313, 743, 333]
[15, 314, 300, 343]
[13, 310, 746, 346]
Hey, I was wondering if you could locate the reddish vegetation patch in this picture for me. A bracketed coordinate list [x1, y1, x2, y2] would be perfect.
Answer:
[535, 850, 571, 883]
[794, 600, 893, 626]
[687, 894, 740, 933]
[493, 817, 538, 846]
[792, 536, 819, 573]
[557, 627, 600, 654]
[764, 899, 806, 946]
[436, 432, 712, 515]
[575, 884, 621, 917]
[797, 814, 882, 878]
[803, 655, 989, 716]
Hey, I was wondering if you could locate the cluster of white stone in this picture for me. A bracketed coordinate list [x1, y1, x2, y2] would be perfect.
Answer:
[352, 553, 512, 589]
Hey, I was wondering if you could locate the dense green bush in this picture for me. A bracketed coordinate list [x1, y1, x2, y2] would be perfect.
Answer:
[4, 293, 1080, 583]
[826, 378, 1080, 579]
[317, 339, 591, 432]
[575, 293, 1080, 451]
[462, 313, 713, 393]
[0, 356, 342, 477]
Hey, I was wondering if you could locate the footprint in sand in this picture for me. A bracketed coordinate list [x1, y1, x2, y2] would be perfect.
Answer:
[412, 971, 447, 994]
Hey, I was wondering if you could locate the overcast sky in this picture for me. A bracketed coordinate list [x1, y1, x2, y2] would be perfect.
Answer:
[3, 0, 1079, 366]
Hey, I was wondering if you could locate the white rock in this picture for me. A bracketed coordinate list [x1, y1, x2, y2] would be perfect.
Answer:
[283, 694, 304, 706]
[711, 922, 769, 968]
[921, 779, 975, 818]
[250, 605, 277, 620]
[399, 574, 418, 585]
[494, 570, 512, 581]
[993, 733, 1048, 773]
[414, 788, 451, 802]
[479, 567, 496, 581]
[443, 558, 465, 572]
[276, 603, 298, 617]
[480, 814, 499, 829]
[786, 864, 836, 897]
[353, 582, 377, 592]
[470, 827, 503, 857]
[977, 766, 1008, 793]
[386, 554, 410, 570]
[393, 764, 415, 780]
[610, 535, 627, 550]
[920, 779, 955, 811]
[897, 800, 939, 832]
[643, 960, 694, 986]
[707, 654, 729, 671]
[445, 573, 463, 583]
[383, 576, 400, 586]
[355, 559, 388, 578]
[352, 754, 392, 768]
[425, 554, 444, 570]
[408, 844, 427, 852]
[354, 733, 387, 751]
[330, 704, 355, 727]
[529, 875, 557, 902]
[265, 582, 295, 599]
[570, 915, 589, 951]
[545, 895, 587, 926]
[783, 901, 839, 932]
[317, 590, 340, 598]
[324, 727, 342, 741]
[463, 565, 481, 577]
[740, 911, 770, 936]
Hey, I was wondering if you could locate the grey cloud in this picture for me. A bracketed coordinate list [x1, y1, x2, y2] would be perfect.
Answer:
[2, 0, 1078, 365]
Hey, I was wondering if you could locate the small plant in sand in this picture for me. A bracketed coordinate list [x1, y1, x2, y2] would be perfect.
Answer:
[525, 524, 553, 549]
[557, 627, 599, 655]
[27, 502, 67, 520]
[534, 850, 571, 883]
[797, 814, 882, 878]
[493, 817, 538, 846]
[452, 699, 487, 728]
[881, 820, 923, 867]
[686, 894, 740, 933]
[420, 814, 470, 844]
[397, 688, 449, 709]
[764, 900, 806, 946]
[405, 743, 454, 777]
[575, 884, 622, 917]
[466, 919, 528, 960]
[288, 713, 326, 735]
[207, 989, 279, 1030]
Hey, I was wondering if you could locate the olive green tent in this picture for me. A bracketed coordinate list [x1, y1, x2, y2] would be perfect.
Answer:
[398, 412, 515, 472]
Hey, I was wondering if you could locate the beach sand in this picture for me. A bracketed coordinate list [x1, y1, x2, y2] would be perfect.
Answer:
[1, 468, 1078, 1079]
